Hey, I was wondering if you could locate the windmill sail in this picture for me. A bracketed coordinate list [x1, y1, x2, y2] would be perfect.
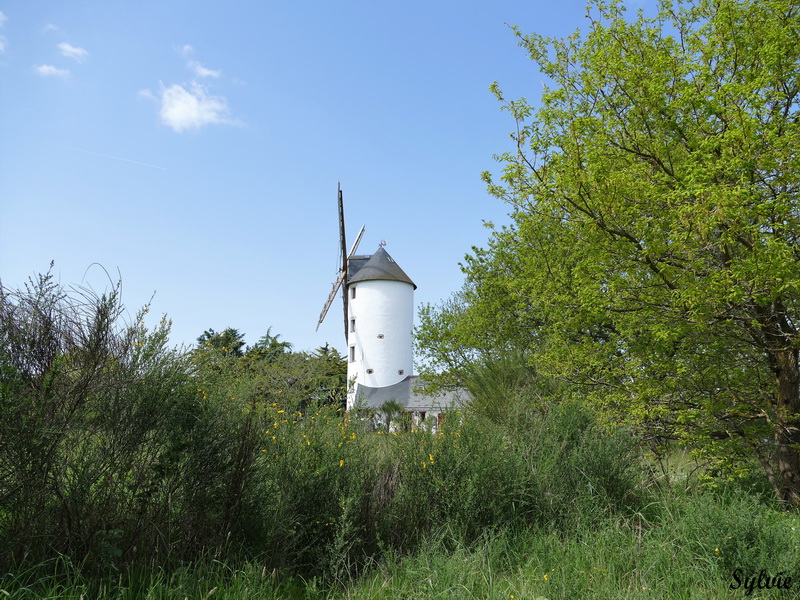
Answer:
[316, 269, 346, 331]
[315, 185, 365, 339]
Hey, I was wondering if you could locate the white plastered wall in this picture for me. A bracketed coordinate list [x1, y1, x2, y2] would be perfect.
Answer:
[346, 278, 414, 409]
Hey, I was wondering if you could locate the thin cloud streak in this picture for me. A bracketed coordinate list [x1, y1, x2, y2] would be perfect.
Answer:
[188, 60, 220, 78]
[43, 140, 166, 170]
[58, 42, 89, 62]
[34, 64, 70, 78]
[0, 10, 6, 52]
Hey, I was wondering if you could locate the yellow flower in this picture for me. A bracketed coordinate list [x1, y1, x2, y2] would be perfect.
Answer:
[543, 574, 549, 581]
[339, 459, 344, 468]
[277, 409, 285, 414]
[429, 454, 434, 463]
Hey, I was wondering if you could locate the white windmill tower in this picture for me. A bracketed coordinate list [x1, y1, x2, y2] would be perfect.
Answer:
[317, 186, 416, 410]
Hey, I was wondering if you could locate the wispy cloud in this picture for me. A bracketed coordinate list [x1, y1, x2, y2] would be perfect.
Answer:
[34, 64, 70, 78]
[180, 45, 220, 78]
[0, 11, 6, 54]
[144, 44, 239, 132]
[188, 60, 220, 78]
[58, 42, 88, 62]
[157, 81, 232, 132]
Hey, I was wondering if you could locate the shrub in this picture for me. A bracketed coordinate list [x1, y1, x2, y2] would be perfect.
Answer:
[0, 271, 258, 571]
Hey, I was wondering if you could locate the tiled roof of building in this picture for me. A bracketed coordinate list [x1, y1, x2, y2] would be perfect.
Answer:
[352, 376, 470, 412]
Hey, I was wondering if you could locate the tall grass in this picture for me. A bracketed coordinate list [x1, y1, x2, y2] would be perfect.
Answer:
[0, 554, 307, 599]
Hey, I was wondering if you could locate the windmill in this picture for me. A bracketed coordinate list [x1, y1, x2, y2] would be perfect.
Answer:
[316, 184, 365, 340]
[316, 185, 418, 411]
[315, 196, 467, 420]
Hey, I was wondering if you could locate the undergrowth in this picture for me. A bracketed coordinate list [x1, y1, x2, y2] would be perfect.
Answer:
[2, 273, 797, 599]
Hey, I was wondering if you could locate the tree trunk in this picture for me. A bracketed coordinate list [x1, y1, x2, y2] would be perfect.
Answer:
[773, 347, 800, 508]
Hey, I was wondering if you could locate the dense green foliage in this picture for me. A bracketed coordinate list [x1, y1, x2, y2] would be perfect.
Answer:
[1, 269, 798, 598]
[0, 271, 643, 588]
[417, 0, 800, 506]
[0, 271, 350, 576]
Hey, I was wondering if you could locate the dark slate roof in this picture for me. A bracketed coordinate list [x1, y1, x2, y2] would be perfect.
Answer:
[347, 246, 416, 289]
[353, 376, 470, 411]
[346, 256, 371, 282]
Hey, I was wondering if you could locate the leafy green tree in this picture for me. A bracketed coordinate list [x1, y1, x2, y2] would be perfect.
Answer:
[308, 344, 348, 408]
[196, 327, 246, 357]
[421, 0, 800, 506]
[193, 331, 346, 412]
[246, 327, 293, 362]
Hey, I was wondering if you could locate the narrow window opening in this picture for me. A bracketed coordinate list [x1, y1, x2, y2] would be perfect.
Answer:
[349, 346, 355, 363]
[350, 286, 356, 299]
[350, 318, 356, 333]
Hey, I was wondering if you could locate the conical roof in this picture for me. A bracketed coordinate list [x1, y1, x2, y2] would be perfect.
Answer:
[347, 246, 416, 289]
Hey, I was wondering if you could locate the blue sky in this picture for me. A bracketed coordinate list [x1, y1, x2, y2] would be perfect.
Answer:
[0, 0, 647, 357]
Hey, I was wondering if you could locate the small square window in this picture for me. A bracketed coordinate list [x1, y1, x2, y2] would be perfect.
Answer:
[366, 368, 374, 374]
